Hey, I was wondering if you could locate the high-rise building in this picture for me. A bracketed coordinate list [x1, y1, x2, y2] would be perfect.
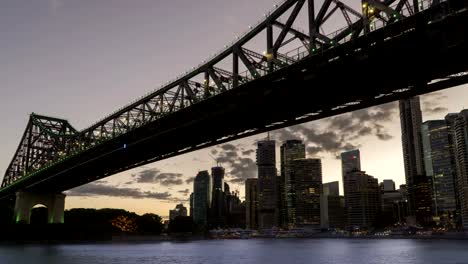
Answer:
[169, 204, 188, 220]
[290, 158, 322, 228]
[344, 170, 380, 230]
[399, 97, 432, 224]
[321, 181, 346, 229]
[189, 192, 194, 217]
[323, 181, 340, 196]
[256, 139, 278, 229]
[245, 178, 258, 230]
[341, 149, 361, 181]
[422, 120, 457, 223]
[280, 140, 306, 227]
[210, 166, 226, 228]
[381, 180, 396, 192]
[193, 171, 212, 226]
[445, 113, 463, 227]
[452, 110, 468, 229]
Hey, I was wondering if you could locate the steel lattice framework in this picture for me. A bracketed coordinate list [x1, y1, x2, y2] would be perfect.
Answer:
[1, 0, 465, 189]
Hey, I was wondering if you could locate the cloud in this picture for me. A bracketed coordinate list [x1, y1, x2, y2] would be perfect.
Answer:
[273, 102, 397, 157]
[67, 183, 172, 200]
[178, 189, 190, 196]
[185, 177, 195, 184]
[421, 92, 449, 115]
[211, 144, 257, 184]
[132, 169, 184, 186]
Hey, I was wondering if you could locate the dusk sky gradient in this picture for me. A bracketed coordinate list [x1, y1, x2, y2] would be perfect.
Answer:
[1, 0, 467, 218]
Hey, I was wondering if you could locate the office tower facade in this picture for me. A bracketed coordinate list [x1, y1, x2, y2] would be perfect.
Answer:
[344, 170, 380, 230]
[290, 158, 322, 228]
[256, 139, 278, 229]
[245, 178, 258, 230]
[193, 171, 212, 226]
[452, 110, 468, 229]
[381, 180, 396, 192]
[280, 140, 306, 227]
[169, 204, 188, 220]
[210, 166, 226, 228]
[341, 149, 361, 180]
[381, 186, 404, 224]
[422, 120, 457, 223]
[189, 193, 194, 217]
[399, 97, 432, 223]
[323, 181, 340, 196]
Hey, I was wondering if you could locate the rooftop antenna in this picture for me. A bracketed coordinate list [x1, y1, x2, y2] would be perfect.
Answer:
[267, 131, 271, 140]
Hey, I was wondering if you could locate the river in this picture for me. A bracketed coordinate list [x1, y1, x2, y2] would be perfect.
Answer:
[1, 239, 467, 264]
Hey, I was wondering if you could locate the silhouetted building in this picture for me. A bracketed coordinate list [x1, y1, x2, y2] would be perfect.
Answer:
[399, 97, 432, 224]
[451, 110, 468, 229]
[446, 113, 463, 228]
[170, 204, 187, 220]
[193, 171, 212, 226]
[344, 170, 380, 230]
[256, 139, 278, 229]
[225, 190, 245, 228]
[290, 158, 322, 228]
[245, 178, 258, 230]
[323, 181, 340, 196]
[381, 188, 403, 224]
[321, 181, 345, 229]
[381, 180, 396, 192]
[189, 193, 194, 217]
[422, 120, 457, 225]
[280, 140, 305, 227]
[210, 166, 226, 228]
[341, 149, 361, 181]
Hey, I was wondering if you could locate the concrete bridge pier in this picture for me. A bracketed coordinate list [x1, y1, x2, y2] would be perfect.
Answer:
[14, 192, 66, 224]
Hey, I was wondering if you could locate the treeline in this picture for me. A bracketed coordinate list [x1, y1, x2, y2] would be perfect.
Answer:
[0, 205, 166, 242]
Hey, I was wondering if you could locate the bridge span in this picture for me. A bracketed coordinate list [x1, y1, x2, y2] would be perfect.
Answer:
[1, 0, 467, 223]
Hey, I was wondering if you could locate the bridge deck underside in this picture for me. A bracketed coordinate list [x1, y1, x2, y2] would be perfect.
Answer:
[1, 5, 467, 198]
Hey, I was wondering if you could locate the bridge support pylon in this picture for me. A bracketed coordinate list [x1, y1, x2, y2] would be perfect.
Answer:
[14, 192, 66, 224]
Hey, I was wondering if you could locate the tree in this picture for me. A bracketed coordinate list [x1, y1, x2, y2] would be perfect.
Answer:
[136, 213, 163, 235]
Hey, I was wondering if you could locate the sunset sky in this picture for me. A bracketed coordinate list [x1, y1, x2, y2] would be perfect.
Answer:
[1, 0, 467, 218]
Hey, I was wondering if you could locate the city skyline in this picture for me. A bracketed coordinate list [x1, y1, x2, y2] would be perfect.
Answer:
[1, 0, 468, 218]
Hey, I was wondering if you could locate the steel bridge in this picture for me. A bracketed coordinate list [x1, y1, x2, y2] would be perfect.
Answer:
[0, 0, 467, 223]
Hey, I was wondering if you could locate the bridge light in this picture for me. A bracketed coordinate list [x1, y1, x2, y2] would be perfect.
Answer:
[362, 2, 367, 8]
[123, 144, 127, 149]
[369, 8, 374, 14]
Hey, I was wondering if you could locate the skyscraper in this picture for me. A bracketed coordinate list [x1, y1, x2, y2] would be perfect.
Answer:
[210, 166, 226, 228]
[280, 140, 306, 227]
[256, 139, 278, 229]
[344, 170, 380, 230]
[422, 120, 457, 223]
[452, 110, 468, 229]
[189, 192, 194, 217]
[399, 97, 432, 223]
[341, 149, 361, 183]
[323, 181, 340, 196]
[245, 178, 258, 230]
[193, 171, 212, 226]
[291, 158, 322, 228]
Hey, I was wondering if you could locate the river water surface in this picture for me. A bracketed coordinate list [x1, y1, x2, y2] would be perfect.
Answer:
[1, 239, 468, 264]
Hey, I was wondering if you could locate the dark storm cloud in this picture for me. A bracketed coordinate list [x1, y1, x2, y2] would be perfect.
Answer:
[133, 168, 184, 186]
[67, 183, 172, 200]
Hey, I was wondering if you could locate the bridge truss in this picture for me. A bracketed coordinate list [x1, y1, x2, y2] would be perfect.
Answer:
[1, 0, 464, 189]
